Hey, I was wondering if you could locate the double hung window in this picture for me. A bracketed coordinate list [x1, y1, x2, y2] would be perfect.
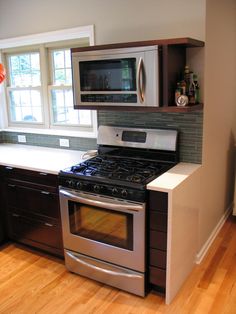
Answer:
[0, 26, 96, 135]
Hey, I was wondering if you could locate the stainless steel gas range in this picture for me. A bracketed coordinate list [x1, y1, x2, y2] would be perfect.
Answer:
[59, 126, 178, 296]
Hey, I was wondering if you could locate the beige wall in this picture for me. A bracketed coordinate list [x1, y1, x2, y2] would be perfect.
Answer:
[199, 0, 236, 248]
[0, 0, 205, 43]
[0, 0, 235, 255]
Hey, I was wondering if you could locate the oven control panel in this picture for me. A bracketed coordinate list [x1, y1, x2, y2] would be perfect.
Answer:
[59, 176, 146, 202]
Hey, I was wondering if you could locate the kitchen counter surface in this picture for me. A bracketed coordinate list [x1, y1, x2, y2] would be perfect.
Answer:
[0, 144, 201, 189]
[0, 143, 86, 174]
[147, 162, 201, 192]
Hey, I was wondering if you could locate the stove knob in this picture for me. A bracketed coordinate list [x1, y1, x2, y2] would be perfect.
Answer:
[121, 189, 128, 198]
[76, 181, 83, 189]
[66, 180, 74, 188]
[94, 184, 100, 192]
[112, 188, 118, 196]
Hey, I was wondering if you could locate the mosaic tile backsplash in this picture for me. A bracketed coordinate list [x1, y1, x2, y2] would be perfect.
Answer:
[1, 131, 97, 152]
[98, 111, 203, 163]
[0, 111, 203, 163]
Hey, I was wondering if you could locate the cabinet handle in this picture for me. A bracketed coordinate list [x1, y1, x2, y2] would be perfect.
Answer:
[41, 191, 50, 195]
[44, 222, 53, 227]
[39, 172, 47, 176]
[12, 213, 20, 217]
[8, 184, 16, 188]
[5, 166, 13, 170]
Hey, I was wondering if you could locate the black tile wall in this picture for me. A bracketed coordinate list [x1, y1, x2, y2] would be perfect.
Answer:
[98, 111, 203, 163]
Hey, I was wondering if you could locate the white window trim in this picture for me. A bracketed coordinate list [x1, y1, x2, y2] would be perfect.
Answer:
[0, 25, 97, 138]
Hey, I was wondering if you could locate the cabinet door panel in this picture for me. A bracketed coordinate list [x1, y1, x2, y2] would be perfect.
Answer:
[4, 167, 58, 187]
[7, 184, 59, 219]
[7, 212, 63, 250]
[150, 211, 167, 232]
[150, 248, 166, 269]
[149, 191, 168, 212]
[150, 230, 167, 250]
[149, 266, 166, 289]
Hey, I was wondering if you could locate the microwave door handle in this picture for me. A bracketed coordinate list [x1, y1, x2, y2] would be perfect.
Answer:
[137, 58, 145, 103]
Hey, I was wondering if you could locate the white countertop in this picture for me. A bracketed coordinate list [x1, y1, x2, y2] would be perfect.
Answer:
[0, 144, 201, 191]
[147, 162, 201, 192]
[0, 144, 86, 174]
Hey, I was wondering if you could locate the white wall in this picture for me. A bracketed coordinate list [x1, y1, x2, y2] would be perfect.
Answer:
[0, 0, 235, 261]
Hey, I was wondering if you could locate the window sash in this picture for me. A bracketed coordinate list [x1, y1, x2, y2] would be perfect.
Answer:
[7, 86, 44, 125]
[0, 25, 96, 134]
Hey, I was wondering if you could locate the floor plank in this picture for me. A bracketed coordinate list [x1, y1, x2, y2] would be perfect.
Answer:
[0, 215, 235, 314]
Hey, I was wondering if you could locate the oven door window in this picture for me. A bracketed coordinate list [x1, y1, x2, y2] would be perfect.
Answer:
[68, 201, 133, 250]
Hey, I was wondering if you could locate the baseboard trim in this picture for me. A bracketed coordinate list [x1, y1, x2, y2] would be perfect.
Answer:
[195, 203, 233, 264]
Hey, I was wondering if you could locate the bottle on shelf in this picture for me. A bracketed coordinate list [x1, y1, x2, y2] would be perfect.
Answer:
[175, 82, 182, 104]
[174, 66, 200, 107]
[180, 80, 187, 96]
[188, 72, 196, 104]
[193, 74, 200, 104]
[184, 65, 190, 92]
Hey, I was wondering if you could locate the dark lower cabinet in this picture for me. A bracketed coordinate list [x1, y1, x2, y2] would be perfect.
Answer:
[4, 166, 64, 257]
[148, 190, 168, 293]
[0, 167, 6, 244]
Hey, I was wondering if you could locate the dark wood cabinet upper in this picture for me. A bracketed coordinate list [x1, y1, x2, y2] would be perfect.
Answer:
[148, 190, 168, 293]
[3, 166, 64, 257]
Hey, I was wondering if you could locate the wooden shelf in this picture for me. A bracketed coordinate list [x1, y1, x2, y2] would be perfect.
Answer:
[72, 37, 204, 53]
[75, 103, 203, 112]
[157, 103, 203, 113]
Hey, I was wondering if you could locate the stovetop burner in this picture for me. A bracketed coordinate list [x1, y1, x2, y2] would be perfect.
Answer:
[69, 155, 166, 184]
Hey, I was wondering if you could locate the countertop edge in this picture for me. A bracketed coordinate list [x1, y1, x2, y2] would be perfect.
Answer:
[147, 162, 202, 192]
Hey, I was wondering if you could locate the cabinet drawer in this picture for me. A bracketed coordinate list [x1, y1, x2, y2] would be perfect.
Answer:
[150, 248, 166, 269]
[149, 266, 166, 288]
[150, 230, 167, 250]
[150, 211, 167, 232]
[149, 191, 168, 212]
[3, 167, 58, 188]
[7, 212, 63, 251]
[7, 184, 60, 219]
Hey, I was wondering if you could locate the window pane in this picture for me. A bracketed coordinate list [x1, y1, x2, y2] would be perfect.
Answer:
[9, 52, 40, 87]
[9, 90, 42, 123]
[54, 69, 66, 85]
[78, 110, 92, 125]
[53, 51, 65, 69]
[51, 89, 75, 124]
[52, 49, 72, 85]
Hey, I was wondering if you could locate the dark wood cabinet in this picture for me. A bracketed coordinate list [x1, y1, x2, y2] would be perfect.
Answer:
[4, 167, 63, 257]
[148, 190, 168, 293]
[0, 167, 6, 243]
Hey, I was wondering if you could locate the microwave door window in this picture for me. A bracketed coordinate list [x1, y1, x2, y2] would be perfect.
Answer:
[79, 58, 136, 92]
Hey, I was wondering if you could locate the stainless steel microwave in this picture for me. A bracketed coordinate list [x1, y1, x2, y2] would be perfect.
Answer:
[71, 46, 159, 108]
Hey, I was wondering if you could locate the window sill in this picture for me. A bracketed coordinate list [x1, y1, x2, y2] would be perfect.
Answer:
[1, 127, 98, 139]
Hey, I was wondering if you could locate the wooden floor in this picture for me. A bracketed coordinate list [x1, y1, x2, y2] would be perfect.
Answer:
[0, 216, 235, 314]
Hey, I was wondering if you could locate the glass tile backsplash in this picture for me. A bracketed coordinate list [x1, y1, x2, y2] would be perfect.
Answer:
[98, 111, 203, 163]
[0, 111, 203, 163]
[1, 132, 97, 152]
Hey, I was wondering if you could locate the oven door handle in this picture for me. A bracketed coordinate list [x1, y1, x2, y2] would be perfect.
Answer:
[59, 188, 144, 213]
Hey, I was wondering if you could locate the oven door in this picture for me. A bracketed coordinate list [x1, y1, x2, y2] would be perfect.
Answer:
[59, 187, 145, 272]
